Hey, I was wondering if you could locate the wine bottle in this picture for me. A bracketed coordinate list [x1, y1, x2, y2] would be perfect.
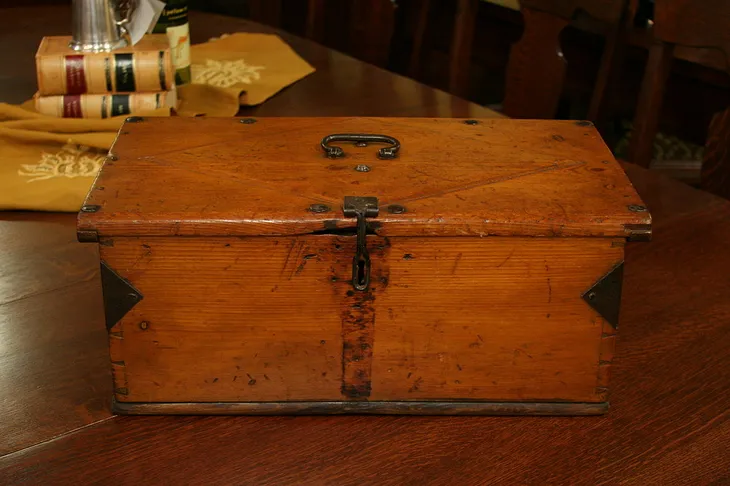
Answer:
[153, 0, 191, 85]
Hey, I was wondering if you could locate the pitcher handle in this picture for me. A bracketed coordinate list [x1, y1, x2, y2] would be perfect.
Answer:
[116, 0, 136, 38]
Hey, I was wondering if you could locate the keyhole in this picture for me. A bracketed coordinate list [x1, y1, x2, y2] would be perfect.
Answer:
[353, 255, 369, 291]
[356, 258, 367, 286]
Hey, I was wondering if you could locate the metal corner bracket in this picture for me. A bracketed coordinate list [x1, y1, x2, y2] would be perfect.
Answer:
[582, 262, 624, 329]
[100, 261, 143, 331]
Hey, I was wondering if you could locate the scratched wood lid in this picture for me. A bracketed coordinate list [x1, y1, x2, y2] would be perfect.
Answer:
[77, 117, 651, 240]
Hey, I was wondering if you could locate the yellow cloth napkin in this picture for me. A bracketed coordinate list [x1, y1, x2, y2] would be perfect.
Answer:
[178, 33, 315, 116]
[1, 33, 315, 211]
[0, 103, 170, 212]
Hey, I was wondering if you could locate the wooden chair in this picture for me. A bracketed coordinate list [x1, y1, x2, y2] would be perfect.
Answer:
[627, 0, 730, 199]
[247, 0, 282, 28]
[448, 0, 479, 98]
[407, 0, 490, 98]
[504, 0, 636, 119]
[408, 0, 635, 120]
[245, 0, 398, 68]
[305, 0, 398, 67]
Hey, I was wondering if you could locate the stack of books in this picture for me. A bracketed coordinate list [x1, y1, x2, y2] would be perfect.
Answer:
[34, 35, 177, 118]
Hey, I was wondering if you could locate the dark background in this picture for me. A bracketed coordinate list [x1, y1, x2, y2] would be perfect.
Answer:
[2, 0, 729, 152]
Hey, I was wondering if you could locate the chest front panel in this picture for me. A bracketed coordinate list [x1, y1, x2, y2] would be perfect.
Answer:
[101, 235, 621, 405]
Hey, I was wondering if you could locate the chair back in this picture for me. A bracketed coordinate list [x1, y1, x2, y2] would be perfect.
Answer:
[504, 0, 630, 119]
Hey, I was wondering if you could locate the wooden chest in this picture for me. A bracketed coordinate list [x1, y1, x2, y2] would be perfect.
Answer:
[78, 117, 651, 415]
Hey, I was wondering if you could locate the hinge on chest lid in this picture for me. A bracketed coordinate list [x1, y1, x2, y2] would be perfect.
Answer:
[343, 196, 379, 292]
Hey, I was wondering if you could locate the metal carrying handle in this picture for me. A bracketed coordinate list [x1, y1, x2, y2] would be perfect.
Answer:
[321, 134, 400, 160]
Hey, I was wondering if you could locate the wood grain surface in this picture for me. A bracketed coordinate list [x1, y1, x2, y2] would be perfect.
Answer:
[0, 3, 500, 461]
[78, 117, 650, 239]
[0, 214, 112, 456]
[0, 6, 728, 486]
[368, 237, 622, 402]
[4, 163, 729, 484]
[104, 236, 348, 403]
[99, 235, 621, 405]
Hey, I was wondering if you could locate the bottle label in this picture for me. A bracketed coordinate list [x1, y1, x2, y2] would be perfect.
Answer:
[158, 5, 188, 26]
[165, 23, 191, 85]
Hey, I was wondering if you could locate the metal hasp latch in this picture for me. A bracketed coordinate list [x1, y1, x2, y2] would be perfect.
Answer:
[343, 196, 379, 291]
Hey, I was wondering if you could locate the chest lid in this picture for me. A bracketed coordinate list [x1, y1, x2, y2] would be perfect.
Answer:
[77, 117, 651, 240]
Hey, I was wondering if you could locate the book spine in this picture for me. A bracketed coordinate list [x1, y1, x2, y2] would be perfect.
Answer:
[35, 92, 170, 118]
[36, 50, 174, 95]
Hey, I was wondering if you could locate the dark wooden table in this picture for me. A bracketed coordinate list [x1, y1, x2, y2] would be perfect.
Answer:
[1, 6, 728, 485]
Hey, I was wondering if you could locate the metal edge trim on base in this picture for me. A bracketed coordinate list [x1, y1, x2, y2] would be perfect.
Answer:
[113, 400, 608, 416]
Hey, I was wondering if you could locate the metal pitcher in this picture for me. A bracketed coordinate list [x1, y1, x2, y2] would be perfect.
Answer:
[69, 0, 134, 52]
